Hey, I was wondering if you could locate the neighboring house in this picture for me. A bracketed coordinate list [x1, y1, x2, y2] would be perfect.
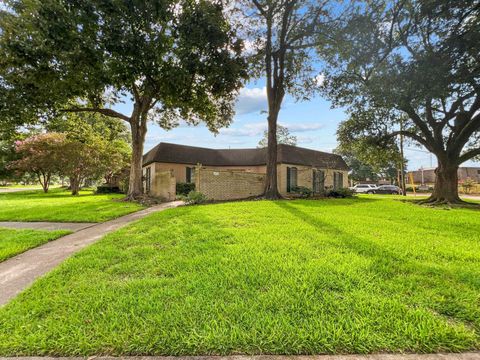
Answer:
[142, 143, 349, 201]
[408, 167, 480, 186]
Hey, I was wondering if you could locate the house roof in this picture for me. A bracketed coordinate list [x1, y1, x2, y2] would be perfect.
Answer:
[143, 142, 349, 170]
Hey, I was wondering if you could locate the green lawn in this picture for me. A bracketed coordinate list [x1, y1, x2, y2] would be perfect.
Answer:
[0, 189, 144, 222]
[0, 197, 479, 355]
[0, 228, 71, 262]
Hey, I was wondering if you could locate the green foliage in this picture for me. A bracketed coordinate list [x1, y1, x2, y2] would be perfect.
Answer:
[258, 125, 297, 148]
[183, 190, 207, 205]
[176, 182, 196, 196]
[326, 187, 355, 198]
[0, 189, 143, 222]
[335, 110, 404, 183]
[290, 186, 313, 198]
[0, 199, 479, 354]
[0, 0, 247, 135]
[0, 228, 70, 262]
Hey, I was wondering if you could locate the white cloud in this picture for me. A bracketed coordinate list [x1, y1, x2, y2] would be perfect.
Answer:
[219, 121, 266, 137]
[280, 123, 324, 132]
[315, 73, 325, 87]
[235, 87, 268, 115]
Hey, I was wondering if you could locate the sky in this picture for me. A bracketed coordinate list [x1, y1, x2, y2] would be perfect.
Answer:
[115, 81, 479, 172]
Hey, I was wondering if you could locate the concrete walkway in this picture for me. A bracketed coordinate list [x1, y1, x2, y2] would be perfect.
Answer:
[0, 221, 96, 232]
[0, 187, 40, 193]
[1, 353, 479, 360]
[0, 201, 183, 306]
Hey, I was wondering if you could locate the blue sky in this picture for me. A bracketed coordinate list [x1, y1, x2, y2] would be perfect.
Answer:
[116, 81, 479, 171]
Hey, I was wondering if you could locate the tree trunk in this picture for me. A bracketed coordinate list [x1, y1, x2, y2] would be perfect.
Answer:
[264, 110, 281, 199]
[127, 116, 147, 200]
[427, 160, 461, 204]
[38, 172, 49, 193]
[70, 176, 81, 196]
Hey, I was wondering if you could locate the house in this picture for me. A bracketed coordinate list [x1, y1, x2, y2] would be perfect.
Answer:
[142, 142, 349, 200]
[408, 166, 480, 186]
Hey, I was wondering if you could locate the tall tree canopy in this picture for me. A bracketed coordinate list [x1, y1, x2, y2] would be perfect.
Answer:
[235, 0, 341, 199]
[0, 0, 247, 199]
[322, 0, 480, 204]
[258, 125, 297, 148]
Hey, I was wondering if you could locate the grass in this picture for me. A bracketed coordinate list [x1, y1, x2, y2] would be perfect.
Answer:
[0, 228, 71, 262]
[0, 196, 479, 355]
[0, 188, 144, 222]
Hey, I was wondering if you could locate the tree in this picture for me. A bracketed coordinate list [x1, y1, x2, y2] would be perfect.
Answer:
[47, 111, 132, 195]
[58, 136, 120, 195]
[9, 133, 66, 192]
[236, 0, 339, 199]
[258, 125, 297, 148]
[0, 0, 247, 199]
[336, 113, 405, 184]
[322, 0, 480, 204]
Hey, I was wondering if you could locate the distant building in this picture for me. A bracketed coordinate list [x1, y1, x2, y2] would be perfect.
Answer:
[408, 167, 480, 185]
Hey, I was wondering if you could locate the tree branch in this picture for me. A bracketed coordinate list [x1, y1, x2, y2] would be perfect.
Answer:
[61, 108, 131, 122]
[388, 130, 433, 152]
[458, 147, 480, 164]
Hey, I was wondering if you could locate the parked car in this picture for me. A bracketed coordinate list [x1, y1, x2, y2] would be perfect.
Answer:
[349, 184, 378, 194]
[375, 185, 402, 195]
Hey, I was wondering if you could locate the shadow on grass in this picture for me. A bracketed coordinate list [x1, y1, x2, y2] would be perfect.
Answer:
[273, 201, 480, 329]
[279, 196, 381, 207]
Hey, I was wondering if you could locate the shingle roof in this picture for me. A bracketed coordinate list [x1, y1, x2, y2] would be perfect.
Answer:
[143, 142, 349, 170]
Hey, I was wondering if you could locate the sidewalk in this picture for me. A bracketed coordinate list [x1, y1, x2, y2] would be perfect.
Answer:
[0, 201, 183, 306]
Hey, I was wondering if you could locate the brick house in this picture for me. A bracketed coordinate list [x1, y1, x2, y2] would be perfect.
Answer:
[142, 142, 349, 200]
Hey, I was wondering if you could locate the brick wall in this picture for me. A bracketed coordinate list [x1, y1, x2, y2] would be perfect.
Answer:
[196, 168, 265, 200]
[148, 168, 176, 201]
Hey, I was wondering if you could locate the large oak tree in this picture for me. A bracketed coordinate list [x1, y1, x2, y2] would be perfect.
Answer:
[322, 0, 480, 204]
[0, 0, 247, 199]
[236, 0, 340, 199]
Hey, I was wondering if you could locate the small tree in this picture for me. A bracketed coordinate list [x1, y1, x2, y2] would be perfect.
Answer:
[258, 125, 297, 148]
[47, 111, 132, 192]
[9, 133, 66, 192]
[58, 136, 115, 195]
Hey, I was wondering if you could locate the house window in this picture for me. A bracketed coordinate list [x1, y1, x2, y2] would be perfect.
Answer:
[186, 167, 194, 183]
[334, 172, 344, 190]
[313, 169, 325, 193]
[144, 167, 151, 194]
[287, 167, 298, 192]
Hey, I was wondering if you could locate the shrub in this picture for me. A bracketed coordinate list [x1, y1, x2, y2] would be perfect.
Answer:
[96, 185, 122, 194]
[326, 187, 355, 198]
[291, 186, 313, 198]
[176, 182, 196, 196]
[183, 190, 207, 205]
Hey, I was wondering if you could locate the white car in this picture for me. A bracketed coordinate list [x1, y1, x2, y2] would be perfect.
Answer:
[349, 184, 378, 194]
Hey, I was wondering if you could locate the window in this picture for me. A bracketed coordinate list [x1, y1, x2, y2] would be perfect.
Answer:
[313, 169, 325, 193]
[144, 167, 151, 194]
[334, 172, 344, 190]
[287, 167, 298, 192]
[186, 167, 194, 183]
